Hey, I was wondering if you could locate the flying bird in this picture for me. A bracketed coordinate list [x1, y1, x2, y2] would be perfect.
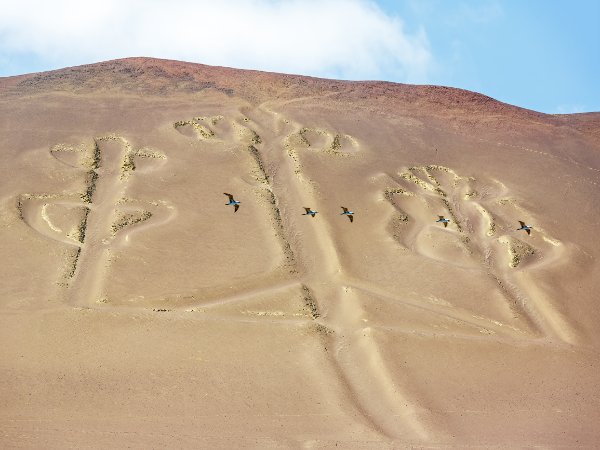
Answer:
[341, 207, 354, 222]
[302, 207, 318, 217]
[517, 221, 532, 235]
[436, 215, 450, 227]
[224, 193, 240, 212]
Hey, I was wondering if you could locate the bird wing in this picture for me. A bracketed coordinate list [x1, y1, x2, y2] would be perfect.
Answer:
[438, 216, 445, 220]
[341, 207, 348, 213]
[224, 193, 234, 202]
[304, 207, 312, 213]
[311, 213, 316, 217]
[234, 204, 239, 212]
[519, 221, 526, 227]
[526, 228, 531, 235]
[349, 215, 353, 223]
[443, 221, 448, 227]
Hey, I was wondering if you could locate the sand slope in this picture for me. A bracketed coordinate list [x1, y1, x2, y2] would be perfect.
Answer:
[1, 58, 599, 449]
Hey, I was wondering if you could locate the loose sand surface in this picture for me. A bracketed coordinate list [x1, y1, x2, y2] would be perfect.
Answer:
[1, 58, 599, 449]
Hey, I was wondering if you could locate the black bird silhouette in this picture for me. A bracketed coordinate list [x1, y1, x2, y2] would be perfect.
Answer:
[224, 193, 240, 212]
[302, 207, 318, 217]
[517, 221, 532, 235]
[341, 207, 354, 222]
[436, 215, 450, 227]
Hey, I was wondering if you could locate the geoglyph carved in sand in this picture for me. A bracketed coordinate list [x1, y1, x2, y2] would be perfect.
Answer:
[171, 112, 581, 439]
[384, 165, 578, 344]
[173, 111, 440, 439]
[17, 136, 173, 306]
[14, 112, 580, 441]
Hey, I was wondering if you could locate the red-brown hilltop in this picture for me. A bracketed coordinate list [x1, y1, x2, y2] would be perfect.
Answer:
[0, 57, 347, 99]
[0, 57, 517, 107]
[1, 57, 598, 140]
[0, 57, 564, 113]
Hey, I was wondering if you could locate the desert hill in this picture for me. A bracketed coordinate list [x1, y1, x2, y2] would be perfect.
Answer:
[1, 58, 599, 449]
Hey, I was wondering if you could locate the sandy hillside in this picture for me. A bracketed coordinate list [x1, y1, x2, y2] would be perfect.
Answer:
[1, 58, 599, 449]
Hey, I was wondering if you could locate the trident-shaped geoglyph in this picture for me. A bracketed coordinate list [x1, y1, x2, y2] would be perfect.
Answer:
[17, 135, 173, 306]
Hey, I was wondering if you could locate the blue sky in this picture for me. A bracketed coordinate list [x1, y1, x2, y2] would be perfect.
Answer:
[0, 0, 597, 114]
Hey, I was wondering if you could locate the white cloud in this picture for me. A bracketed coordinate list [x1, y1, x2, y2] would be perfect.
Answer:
[0, 0, 432, 82]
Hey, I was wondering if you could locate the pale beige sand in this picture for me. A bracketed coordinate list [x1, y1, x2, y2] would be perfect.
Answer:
[1, 58, 599, 449]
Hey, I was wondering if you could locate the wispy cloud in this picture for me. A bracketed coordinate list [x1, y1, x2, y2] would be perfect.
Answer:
[0, 0, 432, 82]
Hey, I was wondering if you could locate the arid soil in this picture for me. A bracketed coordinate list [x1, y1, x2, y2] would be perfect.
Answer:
[1, 58, 599, 449]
